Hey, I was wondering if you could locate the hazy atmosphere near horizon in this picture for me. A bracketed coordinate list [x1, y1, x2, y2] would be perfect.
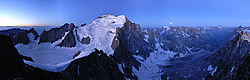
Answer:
[0, 0, 250, 27]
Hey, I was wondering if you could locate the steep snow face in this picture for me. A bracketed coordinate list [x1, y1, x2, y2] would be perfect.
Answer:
[76, 14, 126, 56]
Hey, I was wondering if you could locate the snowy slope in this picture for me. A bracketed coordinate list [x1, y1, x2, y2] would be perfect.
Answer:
[14, 14, 126, 72]
[76, 14, 126, 57]
[15, 32, 78, 72]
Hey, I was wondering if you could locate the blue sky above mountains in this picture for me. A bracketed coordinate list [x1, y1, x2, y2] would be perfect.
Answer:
[0, 0, 250, 27]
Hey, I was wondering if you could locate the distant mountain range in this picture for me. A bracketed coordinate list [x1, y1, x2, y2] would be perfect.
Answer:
[0, 14, 249, 80]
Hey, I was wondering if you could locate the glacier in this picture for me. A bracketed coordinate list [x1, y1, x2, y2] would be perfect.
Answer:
[14, 14, 127, 72]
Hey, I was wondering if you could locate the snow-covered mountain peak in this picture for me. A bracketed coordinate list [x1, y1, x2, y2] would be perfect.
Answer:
[97, 13, 116, 18]
[92, 14, 126, 26]
[76, 14, 127, 57]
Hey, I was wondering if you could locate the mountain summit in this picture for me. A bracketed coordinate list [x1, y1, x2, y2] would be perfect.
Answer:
[0, 14, 249, 80]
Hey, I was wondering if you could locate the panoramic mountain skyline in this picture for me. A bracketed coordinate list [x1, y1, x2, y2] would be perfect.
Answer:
[0, 0, 250, 27]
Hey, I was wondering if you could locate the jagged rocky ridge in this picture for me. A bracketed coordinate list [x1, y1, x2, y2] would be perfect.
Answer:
[206, 31, 250, 80]
[0, 14, 249, 80]
[39, 23, 76, 47]
[0, 28, 39, 45]
[0, 34, 126, 80]
[160, 31, 250, 80]
[143, 26, 238, 57]
[113, 18, 152, 79]
[0, 14, 139, 79]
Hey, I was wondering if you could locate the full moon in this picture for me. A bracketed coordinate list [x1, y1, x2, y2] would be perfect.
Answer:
[170, 22, 173, 25]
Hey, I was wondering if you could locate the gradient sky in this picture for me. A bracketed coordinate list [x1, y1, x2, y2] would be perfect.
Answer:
[0, 0, 250, 27]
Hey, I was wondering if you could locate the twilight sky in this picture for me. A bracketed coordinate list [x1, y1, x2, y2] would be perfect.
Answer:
[0, 0, 250, 27]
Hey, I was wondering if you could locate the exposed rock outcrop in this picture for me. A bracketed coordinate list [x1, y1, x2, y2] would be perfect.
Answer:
[39, 23, 75, 44]
[0, 34, 64, 80]
[160, 31, 250, 80]
[80, 36, 91, 44]
[206, 31, 250, 80]
[62, 49, 125, 80]
[113, 18, 152, 79]
[0, 34, 126, 80]
[0, 34, 27, 80]
[0, 28, 39, 45]
[144, 26, 237, 57]
[57, 30, 76, 47]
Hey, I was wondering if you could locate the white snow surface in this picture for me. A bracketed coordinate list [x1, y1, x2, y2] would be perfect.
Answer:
[160, 26, 171, 35]
[118, 63, 125, 74]
[144, 35, 149, 42]
[76, 15, 126, 56]
[181, 31, 190, 37]
[13, 14, 127, 72]
[24, 59, 73, 72]
[211, 67, 217, 76]
[231, 66, 235, 72]
[15, 33, 78, 72]
[207, 65, 217, 76]
[133, 43, 177, 80]
[207, 65, 214, 71]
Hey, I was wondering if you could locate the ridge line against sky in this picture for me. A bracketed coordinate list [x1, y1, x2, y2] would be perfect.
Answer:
[0, 0, 250, 27]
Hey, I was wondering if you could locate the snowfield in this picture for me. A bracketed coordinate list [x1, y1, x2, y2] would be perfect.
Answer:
[14, 14, 127, 72]
[15, 33, 78, 72]
[76, 14, 126, 56]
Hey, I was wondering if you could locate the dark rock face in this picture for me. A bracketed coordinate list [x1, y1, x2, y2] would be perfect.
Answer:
[111, 35, 119, 50]
[22, 55, 34, 62]
[0, 28, 39, 45]
[62, 49, 125, 80]
[74, 27, 91, 44]
[28, 28, 39, 40]
[0, 34, 63, 80]
[206, 31, 250, 80]
[80, 36, 91, 44]
[232, 55, 249, 79]
[39, 23, 77, 47]
[57, 30, 76, 47]
[11, 30, 30, 45]
[113, 18, 152, 79]
[0, 34, 27, 80]
[144, 26, 237, 57]
[0, 34, 126, 80]
[115, 18, 152, 58]
[81, 23, 86, 27]
[160, 31, 250, 80]
[39, 23, 75, 44]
